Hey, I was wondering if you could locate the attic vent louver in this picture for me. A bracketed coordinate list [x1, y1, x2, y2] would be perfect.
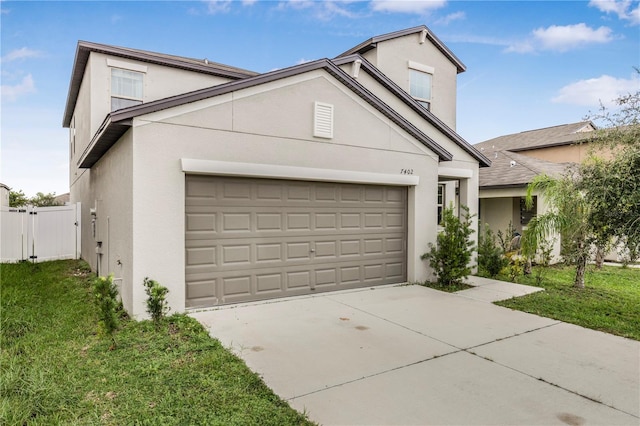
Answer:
[314, 102, 334, 139]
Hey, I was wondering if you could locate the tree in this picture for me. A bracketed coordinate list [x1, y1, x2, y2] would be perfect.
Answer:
[8, 189, 62, 207]
[477, 223, 508, 278]
[581, 75, 640, 262]
[421, 205, 475, 286]
[9, 189, 29, 207]
[30, 192, 62, 207]
[522, 173, 591, 288]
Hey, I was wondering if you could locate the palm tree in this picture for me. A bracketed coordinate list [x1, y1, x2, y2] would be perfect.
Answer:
[521, 173, 591, 288]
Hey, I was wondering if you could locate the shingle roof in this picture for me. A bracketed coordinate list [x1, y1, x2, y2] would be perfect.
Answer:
[62, 41, 258, 127]
[475, 122, 594, 189]
[336, 25, 466, 74]
[478, 150, 571, 188]
[474, 121, 596, 153]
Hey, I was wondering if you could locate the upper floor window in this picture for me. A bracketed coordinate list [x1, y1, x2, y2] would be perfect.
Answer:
[408, 61, 434, 111]
[111, 68, 143, 111]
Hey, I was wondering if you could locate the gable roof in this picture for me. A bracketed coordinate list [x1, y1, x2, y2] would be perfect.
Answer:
[78, 58, 455, 168]
[62, 41, 258, 127]
[336, 25, 466, 74]
[474, 121, 596, 153]
[333, 55, 490, 167]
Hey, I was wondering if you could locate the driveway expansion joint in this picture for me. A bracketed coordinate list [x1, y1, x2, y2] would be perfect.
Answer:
[463, 346, 640, 420]
[286, 348, 465, 402]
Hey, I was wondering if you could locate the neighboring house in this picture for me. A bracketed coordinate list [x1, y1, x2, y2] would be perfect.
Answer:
[63, 26, 490, 318]
[54, 193, 71, 205]
[0, 183, 9, 208]
[475, 122, 598, 259]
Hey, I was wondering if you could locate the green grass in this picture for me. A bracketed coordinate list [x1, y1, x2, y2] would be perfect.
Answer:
[420, 281, 474, 293]
[494, 264, 640, 341]
[1, 260, 313, 425]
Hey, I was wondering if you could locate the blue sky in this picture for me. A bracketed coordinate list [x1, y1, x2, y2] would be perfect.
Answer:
[1, 0, 639, 197]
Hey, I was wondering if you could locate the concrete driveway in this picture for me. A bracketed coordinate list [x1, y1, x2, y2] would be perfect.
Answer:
[190, 283, 640, 425]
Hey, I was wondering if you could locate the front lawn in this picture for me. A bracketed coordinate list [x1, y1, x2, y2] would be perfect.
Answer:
[0, 260, 312, 425]
[494, 264, 640, 341]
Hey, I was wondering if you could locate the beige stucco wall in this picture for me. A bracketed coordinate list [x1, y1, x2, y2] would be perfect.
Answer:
[81, 52, 234, 145]
[364, 32, 459, 130]
[114, 70, 443, 317]
[519, 144, 590, 163]
[72, 131, 134, 311]
[340, 65, 480, 253]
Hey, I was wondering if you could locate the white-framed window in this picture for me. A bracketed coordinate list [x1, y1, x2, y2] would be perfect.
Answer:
[437, 183, 445, 225]
[408, 61, 433, 110]
[70, 116, 76, 160]
[111, 68, 143, 111]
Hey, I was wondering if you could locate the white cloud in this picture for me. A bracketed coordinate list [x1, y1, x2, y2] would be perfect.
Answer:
[589, 0, 640, 25]
[1, 47, 43, 63]
[205, 0, 232, 14]
[552, 74, 639, 107]
[1, 74, 36, 101]
[435, 11, 465, 25]
[370, 0, 447, 14]
[506, 23, 614, 53]
[277, 0, 314, 11]
[276, 1, 360, 20]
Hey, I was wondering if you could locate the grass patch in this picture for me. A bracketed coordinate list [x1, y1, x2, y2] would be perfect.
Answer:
[495, 264, 640, 341]
[420, 281, 474, 293]
[1, 260, 313, 425]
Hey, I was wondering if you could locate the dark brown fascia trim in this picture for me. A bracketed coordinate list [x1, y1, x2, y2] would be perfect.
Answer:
[479, 183, 528, 191]
[336, 25, 466, 74]
[63, 41, 257, 128]
[79, 58, 454, 168]
[334, 55, 491, 168]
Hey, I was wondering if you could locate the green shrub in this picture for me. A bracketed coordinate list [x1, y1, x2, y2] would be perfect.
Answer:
[143, 277, 170, 327]
[478, 223, 508, 278]
[93, 274, 119, 345]
[421, 205, 475, 286]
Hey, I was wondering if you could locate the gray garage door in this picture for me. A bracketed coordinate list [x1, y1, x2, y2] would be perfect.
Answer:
[185, 175, 407, 308]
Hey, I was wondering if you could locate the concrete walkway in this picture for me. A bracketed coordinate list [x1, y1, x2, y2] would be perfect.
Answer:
[190, 279, 639, 425]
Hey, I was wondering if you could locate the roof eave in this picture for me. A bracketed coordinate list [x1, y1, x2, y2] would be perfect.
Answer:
[78, 58, 457, 168]
[77, 115, 132, 168]
[334, 55, 490, 167]
[63, 41, 258, 128]
[336, 25, 466, 74]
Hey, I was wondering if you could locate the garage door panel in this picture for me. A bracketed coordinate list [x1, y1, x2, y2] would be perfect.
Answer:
[221, 244, 251, 265]
[186, 176, 407, 307]
[364, 264, 383, 281]
[256, 243, 282, 263]
[186, 247, 216, 266]
[386, 262, 405, 279]
[256, 273, 283, 293]
[256, 213, 283, 231]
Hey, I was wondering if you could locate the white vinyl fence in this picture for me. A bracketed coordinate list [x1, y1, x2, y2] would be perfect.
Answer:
[1, 203, 81, 263]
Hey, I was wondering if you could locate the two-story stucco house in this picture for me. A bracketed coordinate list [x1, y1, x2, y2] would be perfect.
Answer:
[63, 26, 490, 318]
